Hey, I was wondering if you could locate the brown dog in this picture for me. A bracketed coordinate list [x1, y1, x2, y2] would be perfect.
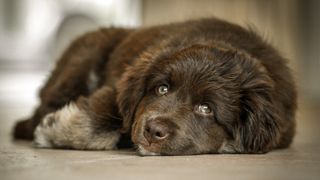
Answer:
[13, 18, 297, 155]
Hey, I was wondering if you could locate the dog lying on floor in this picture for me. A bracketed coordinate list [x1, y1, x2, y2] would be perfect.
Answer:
[13, 18, 297, 156]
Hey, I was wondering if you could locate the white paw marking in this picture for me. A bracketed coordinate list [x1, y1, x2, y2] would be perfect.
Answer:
[137, 145, 160, 156]
[33, 102, 120, 150]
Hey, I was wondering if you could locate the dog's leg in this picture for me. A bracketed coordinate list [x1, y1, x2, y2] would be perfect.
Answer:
[13, 28, 131, 140]
[33, 86, 123, 150]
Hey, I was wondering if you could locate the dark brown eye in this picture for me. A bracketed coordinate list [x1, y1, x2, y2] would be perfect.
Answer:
[156, 85, 169, 96]
[196, 104, 212, 115]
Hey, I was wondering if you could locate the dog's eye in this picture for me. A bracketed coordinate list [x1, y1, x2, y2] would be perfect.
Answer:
[156, 85, 169, 96]
[196, 104, 212, 115]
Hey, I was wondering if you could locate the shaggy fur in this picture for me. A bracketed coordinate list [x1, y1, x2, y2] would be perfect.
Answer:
[13, 18, 297, 155]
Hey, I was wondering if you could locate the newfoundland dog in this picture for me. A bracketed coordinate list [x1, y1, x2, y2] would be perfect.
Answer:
[13, 18, 297, 155]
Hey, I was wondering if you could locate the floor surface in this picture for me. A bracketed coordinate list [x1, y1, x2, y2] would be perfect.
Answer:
[1, 71, 319, 180]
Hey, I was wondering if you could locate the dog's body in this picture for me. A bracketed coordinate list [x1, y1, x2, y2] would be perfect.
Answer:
[14, 18, 297, 155]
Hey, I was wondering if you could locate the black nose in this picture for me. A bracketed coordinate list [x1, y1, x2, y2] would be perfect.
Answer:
[144, 119, 170, 143]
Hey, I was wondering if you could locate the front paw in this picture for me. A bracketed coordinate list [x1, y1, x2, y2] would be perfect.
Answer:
[33, 113, 56, 148]
[33, 103, 81, 148]
[33, 102, 121, 150]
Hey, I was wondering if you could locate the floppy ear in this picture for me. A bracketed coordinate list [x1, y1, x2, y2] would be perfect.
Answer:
[116, 58, 152, 133]
[237, 58, 280, 153]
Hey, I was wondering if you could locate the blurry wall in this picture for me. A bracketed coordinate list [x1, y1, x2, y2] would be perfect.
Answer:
[0, 0, 142, 69]
[0, 0, 142, 109]
[142, 0, 320, 102]
[0, 0, 319, 103]
[298, 0, 320, 102]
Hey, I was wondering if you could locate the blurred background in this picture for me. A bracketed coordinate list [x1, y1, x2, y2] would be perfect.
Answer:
[0, 0, 319, 143]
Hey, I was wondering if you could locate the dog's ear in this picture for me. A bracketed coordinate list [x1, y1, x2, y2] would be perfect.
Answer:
[236, 56, 280, 153]
[116, 58, 152, 133]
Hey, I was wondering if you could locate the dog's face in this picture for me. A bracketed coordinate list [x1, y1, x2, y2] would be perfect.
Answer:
[131, 47, 237, 155]
[117, 45, 280, 155]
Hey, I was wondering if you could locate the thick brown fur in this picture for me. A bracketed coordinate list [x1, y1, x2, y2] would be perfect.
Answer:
[13, 18, 297, 155]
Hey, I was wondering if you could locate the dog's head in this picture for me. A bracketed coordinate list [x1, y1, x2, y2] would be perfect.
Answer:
[117, 44, 280, 155]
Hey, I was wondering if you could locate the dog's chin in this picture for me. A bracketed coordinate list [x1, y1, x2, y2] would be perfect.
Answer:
[137, 145, 161, 156]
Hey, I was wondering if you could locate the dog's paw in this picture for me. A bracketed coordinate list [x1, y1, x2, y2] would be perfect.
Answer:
[33, 103, 82, 148]
[33, 113, 57, 148]
[33, 103, 120, 150]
